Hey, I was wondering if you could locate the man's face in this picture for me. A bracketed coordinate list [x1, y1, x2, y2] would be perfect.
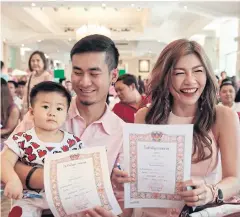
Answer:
[219, 85, 235, 106]
[17, 85, 25, 98]
[71, 52, 117, 106]
[115, 80, 135, 103]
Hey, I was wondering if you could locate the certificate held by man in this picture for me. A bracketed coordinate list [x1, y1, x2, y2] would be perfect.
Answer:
[44, 146, 122, 217]
[123, 124, 193, 208]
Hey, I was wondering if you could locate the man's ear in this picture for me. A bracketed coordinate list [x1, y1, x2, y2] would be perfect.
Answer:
[111, 68, 118, 84]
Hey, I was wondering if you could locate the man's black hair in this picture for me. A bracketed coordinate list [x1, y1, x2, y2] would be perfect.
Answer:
[8, 80, 18, 88]
[70, 34, 119, 71]
[220, 78, 235, 90]
[116, 74, 139, 90]
[18, 81, 26, 86]
[30, 81, 72, 109]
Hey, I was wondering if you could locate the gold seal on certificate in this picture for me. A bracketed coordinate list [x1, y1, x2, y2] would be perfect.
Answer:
[44, 146, 122, 217]
[123, 124, 193, 208]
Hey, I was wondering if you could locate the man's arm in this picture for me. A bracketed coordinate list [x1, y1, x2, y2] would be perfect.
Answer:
[14, 161, 44, 189]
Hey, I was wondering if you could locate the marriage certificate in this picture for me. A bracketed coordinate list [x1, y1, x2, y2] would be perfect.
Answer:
[44, 146, 122, 217]
[123, 124, 193, 208]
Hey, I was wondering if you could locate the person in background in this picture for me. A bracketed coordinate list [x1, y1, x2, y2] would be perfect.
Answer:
[1, 78, 20, 143]
[8, 80, 23, 111]
[113, 74, 148, 123]
[22, 50, 53, 115]
[220, 71, 227, 80]
[19, 75, 28, 83]
[235, 88, 240, 119]
[17, 81, 26, 100]
[1, 60, 9, 81]
[144, 78, 149, 94]
[235, 88, 240, 103]
[219, 78, 240, 113]
[59, 77, 66, 87]
[65, 80, 76, 97]
[138, 75, 145, 95]
[112, 39, 240, 217]
[1, 60, 4, 71]
[231, 75, 239, 92]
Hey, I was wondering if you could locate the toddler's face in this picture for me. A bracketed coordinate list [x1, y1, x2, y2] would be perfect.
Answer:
[31, 92, 68, 131]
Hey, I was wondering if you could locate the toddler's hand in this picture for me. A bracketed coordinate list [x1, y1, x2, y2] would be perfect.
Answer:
[4, 178, 23, 200]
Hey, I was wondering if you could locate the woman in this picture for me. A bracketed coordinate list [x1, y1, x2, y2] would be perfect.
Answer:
[112, 39, 240, 217]
[1, 78, 20, 146]
[22, 51, 53, 115]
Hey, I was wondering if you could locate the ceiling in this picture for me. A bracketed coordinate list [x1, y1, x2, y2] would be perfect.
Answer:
[1, 1, 240, 63]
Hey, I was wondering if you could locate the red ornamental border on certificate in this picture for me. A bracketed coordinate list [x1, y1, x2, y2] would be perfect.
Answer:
[129, 132, 184, 201]
[50, 153, 112, 217]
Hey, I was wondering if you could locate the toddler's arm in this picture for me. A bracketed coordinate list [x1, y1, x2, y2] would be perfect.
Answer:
[1, 146, 23, 199]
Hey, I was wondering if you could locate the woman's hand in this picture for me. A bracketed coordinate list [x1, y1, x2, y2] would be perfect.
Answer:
[85, 206, 117, 217]
[178, 179, 213, 207]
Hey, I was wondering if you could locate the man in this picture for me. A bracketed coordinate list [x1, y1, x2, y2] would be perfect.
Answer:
[219, 78, 240, 113]
[8, 80, 23, 110]
[113, 74, 148, 123]
[9, 34, 125, 217]
[17, 80, 26, 100]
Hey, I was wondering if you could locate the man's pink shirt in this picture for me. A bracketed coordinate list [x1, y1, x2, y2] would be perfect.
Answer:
[12, 97, 124, 173]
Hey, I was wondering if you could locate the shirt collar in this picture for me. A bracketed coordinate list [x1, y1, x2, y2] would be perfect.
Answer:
[67, 97, 113, 135]
[94, 105, 113, 135]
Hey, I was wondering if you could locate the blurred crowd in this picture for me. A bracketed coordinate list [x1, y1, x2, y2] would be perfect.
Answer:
[1, 51, 240, 143]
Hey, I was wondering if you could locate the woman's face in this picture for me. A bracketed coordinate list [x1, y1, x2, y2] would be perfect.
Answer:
[169, 54, 207, 108]
[30, 54, 44, 72]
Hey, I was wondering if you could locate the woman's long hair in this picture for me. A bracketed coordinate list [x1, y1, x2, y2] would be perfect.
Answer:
[1, 78, 14, 127]
[145, 39, 218, 163]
